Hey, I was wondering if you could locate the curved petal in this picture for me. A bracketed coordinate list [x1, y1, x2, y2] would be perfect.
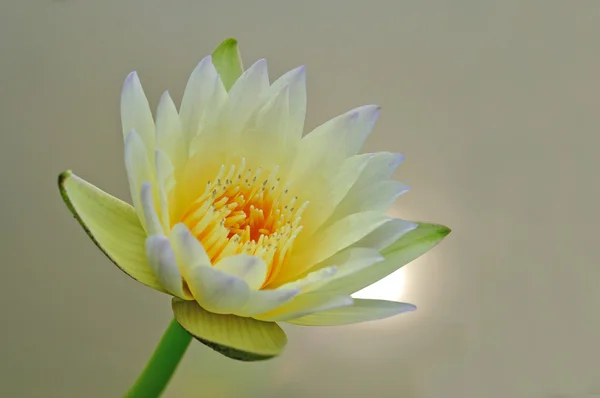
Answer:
[276, 211, 391, 285]
[145, 235, 191, 299]
[213, 255, 267, 290]
[267, 65, 306, 141]
[228, 59, 270, 133]
[211, 38, 244, 92]
[124, 130, 155, 232]
[172, 298, 287, 361]
[255, 293, 353, 322]
[169, 223, 212, 270]
[155, 92, 186, 175]
[140, 182, 163, 236]
[121, 72, 155, 164]
[185, 265, 250, 315]
[179, 56, 219, 142]
[354, 218, 418, 252]
[237, 288, 300, 318]
[58, 171, 165, 293]
[155, 150, 175, 231]
[322, 222, 451, 295]
[286, 299, 416, 326]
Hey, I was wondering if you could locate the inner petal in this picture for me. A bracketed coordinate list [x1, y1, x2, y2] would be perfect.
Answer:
[178, 158, 309, 287]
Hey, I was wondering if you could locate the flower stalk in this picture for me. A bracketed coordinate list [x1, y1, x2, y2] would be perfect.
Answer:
[124, 319, 192, 398]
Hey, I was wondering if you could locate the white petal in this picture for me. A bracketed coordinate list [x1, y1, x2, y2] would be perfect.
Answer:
[156, 92, 186, 174]
[250, 84, 291, 163]
[316, 247, 384, 279]
[214, 255, 268, 290]
[300, 153, 374, 235]
[324, 223, 449, 295]
[268, 66, 306, 141]
[121, 72, 155, 163]
[186, 265, 250, 315]
[228, 59, 270, 132]
[354, 152, 405, 187]
[354, 218, 417, 252]
[124, 130, 154, 231]
[276, 267, 338, 293]
[169, 223, 212, 271]
[155, 150, 175, 231]
[236, 288, 300, 318]
[140, 182, 163, 236]
[145, 235, 190, 299]
[343, 105, 381, 156]
[255, 293, 353, 322]
[333, 181, 409, 223]
[179, 56, 219, 142]
[287, 299, 415, 326]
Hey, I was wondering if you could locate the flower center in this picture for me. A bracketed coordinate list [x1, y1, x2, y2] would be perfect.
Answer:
[180, 158, 308, 286]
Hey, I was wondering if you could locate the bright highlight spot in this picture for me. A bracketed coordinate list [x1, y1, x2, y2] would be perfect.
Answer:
[352, 268, 405, 301]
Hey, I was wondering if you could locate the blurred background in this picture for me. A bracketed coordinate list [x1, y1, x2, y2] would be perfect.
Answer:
[1, 1, 599, 397]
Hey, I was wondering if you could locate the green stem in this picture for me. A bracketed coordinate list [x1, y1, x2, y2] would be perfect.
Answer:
[124, 318, 192, 398]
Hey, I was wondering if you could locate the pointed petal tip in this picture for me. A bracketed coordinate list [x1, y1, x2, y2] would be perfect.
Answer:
[124, 71, 138, 83]
[439, 224, 452, 237]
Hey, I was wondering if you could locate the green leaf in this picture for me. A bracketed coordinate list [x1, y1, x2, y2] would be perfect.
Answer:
[172, 299, 287, 361]
[58, 170, 165, 293]
[320, 222, 451, 295]
[211, 38, 243, 92]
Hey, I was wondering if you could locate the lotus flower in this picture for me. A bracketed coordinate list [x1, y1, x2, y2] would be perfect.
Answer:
[59, 38, 450, 362]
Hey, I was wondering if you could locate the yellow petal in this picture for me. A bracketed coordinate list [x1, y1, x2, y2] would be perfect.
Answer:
[287, 299, 416, 326]
[322, 222, 451, 295]
[172, 298, 287, 361]
[279, 211, 391, 284]
[58, 171, 165, 293]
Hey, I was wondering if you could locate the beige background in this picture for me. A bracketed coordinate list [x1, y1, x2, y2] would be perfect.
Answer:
[1, 1, 599, 397]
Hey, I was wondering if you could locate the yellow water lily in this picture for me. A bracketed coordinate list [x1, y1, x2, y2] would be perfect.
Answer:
[59, 39, 450, 365]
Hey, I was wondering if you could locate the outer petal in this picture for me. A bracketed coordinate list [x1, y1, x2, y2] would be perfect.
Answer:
[185, 265, 250, 315]
[145, 235, 191, 299]
[354, 218, 418, 252]
[121, 72, 155, 164]
[235, 288, 300, 318]
[172, 298, 287, 361]
[287, 299, 416, 326]
[213, 255, 267, 290]
[140, 182, 163, 236]
[124, 130, 155, 232]
[322, 222, 451, 295]
[211, 38, 244, 92]
[255, 293, 353, 322]
[58, 171, 165, 293]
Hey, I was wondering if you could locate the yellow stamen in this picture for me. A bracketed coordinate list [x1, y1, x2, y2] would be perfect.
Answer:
[180, 158, 307, 287]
